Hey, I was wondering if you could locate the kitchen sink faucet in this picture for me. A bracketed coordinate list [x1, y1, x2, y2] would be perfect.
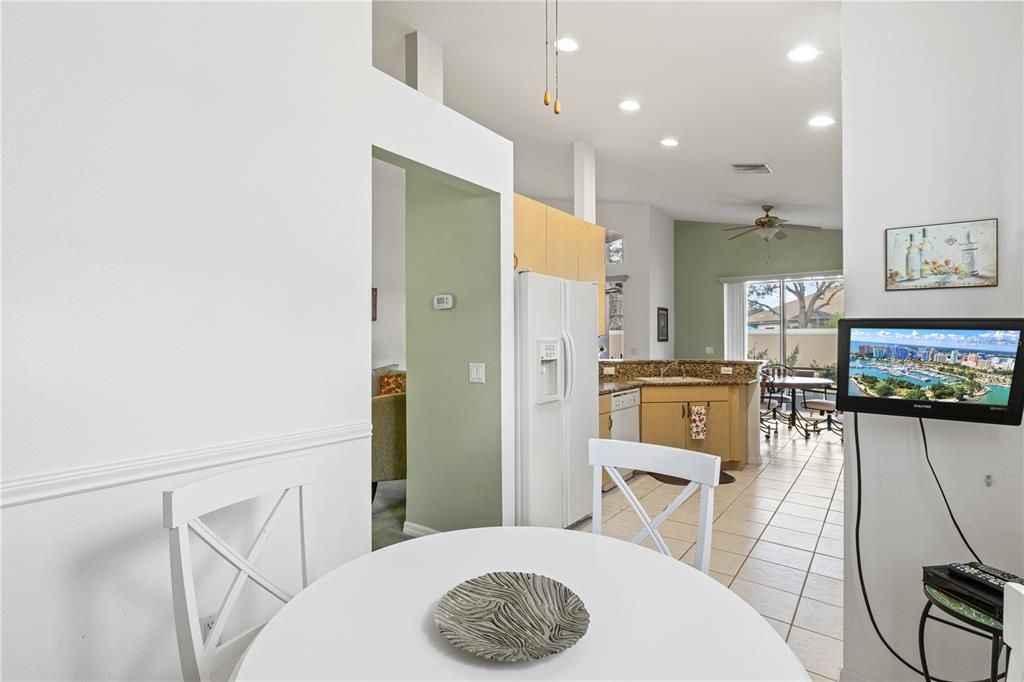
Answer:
[659, 361, 685, 378]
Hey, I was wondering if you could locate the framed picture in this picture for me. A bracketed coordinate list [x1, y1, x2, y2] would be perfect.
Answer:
[885, 219, 997, 291]
[371, 288, 377, 321]
[657, 307, 669, 342]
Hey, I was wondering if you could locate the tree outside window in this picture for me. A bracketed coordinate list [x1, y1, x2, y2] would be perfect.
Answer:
[745, 277, 844, 378]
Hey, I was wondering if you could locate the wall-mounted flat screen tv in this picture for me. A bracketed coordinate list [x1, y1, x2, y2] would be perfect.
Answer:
[836, 319, 1024, 425]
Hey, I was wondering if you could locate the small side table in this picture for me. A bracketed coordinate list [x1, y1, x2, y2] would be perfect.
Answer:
[918, 584, 1008, 682]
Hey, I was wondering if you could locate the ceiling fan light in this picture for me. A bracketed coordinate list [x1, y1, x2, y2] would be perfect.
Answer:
[788, 45, 822, 62]
[555, 37, 578, 52]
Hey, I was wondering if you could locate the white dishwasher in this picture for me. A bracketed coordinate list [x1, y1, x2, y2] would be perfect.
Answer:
[603, 388, 641, 490]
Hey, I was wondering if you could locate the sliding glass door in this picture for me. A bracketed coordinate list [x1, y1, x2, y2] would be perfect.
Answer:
[746, 281, 783, 364]
[744, 275, 844, 380]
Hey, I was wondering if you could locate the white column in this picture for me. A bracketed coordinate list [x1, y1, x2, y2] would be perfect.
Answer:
[572, 141, 596, 222]
[404, 32, 444, 103]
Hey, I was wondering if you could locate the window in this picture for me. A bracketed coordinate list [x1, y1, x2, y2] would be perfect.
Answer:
[743, 275, 844, 379]
[604, 281, 625, 359]
[605, 232, 623, 265]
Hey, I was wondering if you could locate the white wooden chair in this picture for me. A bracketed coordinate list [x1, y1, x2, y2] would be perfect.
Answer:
[1006, 582, 1024, 682]
[589, 438, 720, 574]
[163, 457, 317, 681]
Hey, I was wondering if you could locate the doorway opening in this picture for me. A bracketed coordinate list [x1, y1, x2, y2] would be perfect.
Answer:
[370, 147, 504, 551]
[371, 157, 409, 550]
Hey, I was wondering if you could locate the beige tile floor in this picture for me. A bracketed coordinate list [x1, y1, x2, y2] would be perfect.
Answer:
[576, 427, 845, 680]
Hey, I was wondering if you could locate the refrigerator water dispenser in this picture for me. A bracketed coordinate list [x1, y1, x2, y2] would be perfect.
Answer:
[536, 339, 562, 403]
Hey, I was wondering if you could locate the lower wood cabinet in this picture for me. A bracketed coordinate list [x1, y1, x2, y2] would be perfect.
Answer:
[640, 385, 757, 470]
[599, 394, 612, 439]
[638, 401, 690, 449]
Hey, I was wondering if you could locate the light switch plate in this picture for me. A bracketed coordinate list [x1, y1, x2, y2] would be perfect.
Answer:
[720, 366, 733, 375]
[469, 362, 486, 384]
[603, 366, 616, 375]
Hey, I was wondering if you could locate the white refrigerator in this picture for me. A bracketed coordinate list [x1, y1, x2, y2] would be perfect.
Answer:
[515, 271, 599, 528]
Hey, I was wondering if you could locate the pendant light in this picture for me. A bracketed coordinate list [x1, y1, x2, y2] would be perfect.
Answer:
[543, 0, 561, 114]
[553, 0, 561, 114]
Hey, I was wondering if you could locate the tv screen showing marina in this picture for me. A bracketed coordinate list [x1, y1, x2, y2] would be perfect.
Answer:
[848, 328, 1020, 406]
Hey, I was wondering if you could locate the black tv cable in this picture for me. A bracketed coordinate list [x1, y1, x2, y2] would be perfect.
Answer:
[852, 412, 1004, 682]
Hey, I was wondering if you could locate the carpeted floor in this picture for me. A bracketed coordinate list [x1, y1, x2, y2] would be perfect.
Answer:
[372, 479, 413, 551]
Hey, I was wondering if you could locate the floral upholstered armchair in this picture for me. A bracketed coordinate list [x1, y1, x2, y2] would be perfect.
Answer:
[371, 369, 407, 500]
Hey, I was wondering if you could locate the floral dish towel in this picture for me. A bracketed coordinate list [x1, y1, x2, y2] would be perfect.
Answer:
[690, 404, 708, 440]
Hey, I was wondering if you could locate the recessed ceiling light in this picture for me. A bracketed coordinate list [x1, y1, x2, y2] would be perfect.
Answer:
[788, 45, 822, 62]
[808, 115, 836, 127]
[660, 137, 679, 147]
[618, 99, 640, 112]
[555, 37, 578, 52]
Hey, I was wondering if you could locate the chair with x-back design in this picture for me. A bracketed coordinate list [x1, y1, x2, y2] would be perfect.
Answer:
[590, 438, 720, 574]
[163, 457, 316, 681]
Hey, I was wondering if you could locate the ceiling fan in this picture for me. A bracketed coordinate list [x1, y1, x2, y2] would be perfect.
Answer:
[722, 205, 822, 242]
[722, 205, 822, 261]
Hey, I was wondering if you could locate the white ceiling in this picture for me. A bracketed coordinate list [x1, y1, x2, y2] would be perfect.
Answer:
[373, 1, 842, 229]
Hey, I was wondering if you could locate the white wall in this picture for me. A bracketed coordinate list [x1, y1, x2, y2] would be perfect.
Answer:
[535, 198, 676, 360]
[600, 202, 653, 359]
[841, 3, 1023, 681]
[1, 3, 514, 679]
[600, 202, 675, 359]
[647, 206, 676, 360]
[371, 159, 407, 369]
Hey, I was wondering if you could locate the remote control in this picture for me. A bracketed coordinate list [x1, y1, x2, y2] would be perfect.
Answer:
[949, 562, 1022, 591]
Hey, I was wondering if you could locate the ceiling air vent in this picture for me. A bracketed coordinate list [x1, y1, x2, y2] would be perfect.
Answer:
[731, 163, 773, 175]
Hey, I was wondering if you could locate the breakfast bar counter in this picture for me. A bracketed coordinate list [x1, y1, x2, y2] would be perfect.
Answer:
[598, 359, 764, 469]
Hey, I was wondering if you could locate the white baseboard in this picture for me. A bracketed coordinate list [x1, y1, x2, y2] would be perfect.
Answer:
[403, 521, 440, 538]
[1, 421, 371, 508]
[838, 667, 866, 682]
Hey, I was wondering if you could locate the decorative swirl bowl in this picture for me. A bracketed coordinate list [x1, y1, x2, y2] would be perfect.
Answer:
[433, 571, 590, 663]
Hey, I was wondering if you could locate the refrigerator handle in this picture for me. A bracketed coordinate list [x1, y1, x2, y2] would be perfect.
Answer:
[562, 332, 575, 402]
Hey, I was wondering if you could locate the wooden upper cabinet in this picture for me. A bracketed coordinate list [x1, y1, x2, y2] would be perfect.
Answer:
[545, 207, 581, 280]
[578, 222, 607, 336]
[512, 196, 607, 336]
[513, 194, 548, 272]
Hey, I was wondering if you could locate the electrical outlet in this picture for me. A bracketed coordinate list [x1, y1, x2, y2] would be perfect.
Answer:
[705, 346, 714, 355]
[603, 366, 616, 375]
[720, 366, 733, 375]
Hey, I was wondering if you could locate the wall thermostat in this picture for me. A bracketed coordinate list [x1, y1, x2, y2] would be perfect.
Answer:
[432, 293, 454, 310]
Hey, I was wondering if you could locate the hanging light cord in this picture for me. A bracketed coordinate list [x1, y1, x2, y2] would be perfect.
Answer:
[544, 0, 549, 96]
[554, 0, 559, 105]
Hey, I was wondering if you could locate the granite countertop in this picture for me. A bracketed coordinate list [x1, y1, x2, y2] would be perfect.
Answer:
[599, 381, 644, 395]
[598, 358, 762, 391]
[599, 376, 757, 395]
[637, 376, 760, 386]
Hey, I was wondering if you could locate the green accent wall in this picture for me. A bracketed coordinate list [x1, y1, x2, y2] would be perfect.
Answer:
[673, 221, 843, 359]
[405, 171, 502, 532]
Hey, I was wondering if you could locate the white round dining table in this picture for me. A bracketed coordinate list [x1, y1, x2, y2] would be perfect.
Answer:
[233, 526, 809, 681]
